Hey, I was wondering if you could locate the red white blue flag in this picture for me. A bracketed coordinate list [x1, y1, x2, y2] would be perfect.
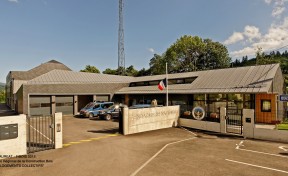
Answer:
[158, 79, 167, 90]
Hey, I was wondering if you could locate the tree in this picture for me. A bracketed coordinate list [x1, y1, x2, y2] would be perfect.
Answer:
[149, 35, 231, 74]
[0, 90, 5, 103]
[136, 68, 151, 76]
[125, 65, 138, 76]
[80, 65, 100, 73]
[102, 68, 117, 75]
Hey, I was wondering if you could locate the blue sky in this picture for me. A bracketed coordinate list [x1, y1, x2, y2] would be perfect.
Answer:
[0, 0, 288, 83]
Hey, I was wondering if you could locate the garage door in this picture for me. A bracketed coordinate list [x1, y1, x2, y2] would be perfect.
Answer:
[56, 96, 73, 115]
[96, 95, 110, 102]
[29, 96, 51, 116]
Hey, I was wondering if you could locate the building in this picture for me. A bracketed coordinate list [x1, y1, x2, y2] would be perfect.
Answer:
[6, 60, 285, 123]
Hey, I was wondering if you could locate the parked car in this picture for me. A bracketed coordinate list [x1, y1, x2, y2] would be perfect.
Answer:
[98, 104, 122, 120]
[79, 101, 114, 119]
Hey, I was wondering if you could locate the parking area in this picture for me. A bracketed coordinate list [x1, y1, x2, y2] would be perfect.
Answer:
[0, 115, 287, 176]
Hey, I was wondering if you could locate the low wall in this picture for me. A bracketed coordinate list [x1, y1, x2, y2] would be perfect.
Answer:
[123, 106, 179, 135]
[0, 114, 27, 157]
[254, 128, 288, 143]
[243, 109, 288, 143]
[179, 118, 221, 132]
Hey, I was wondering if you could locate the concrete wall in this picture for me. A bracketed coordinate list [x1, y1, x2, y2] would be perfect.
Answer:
[123, 106, 179, 135]
[243, 109, 288, 143]
[0, 114, 27, 157]
[179, 118, 221, 132]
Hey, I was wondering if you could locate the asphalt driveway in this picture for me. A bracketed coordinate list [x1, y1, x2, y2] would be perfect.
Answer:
[0, 115, 287, 176]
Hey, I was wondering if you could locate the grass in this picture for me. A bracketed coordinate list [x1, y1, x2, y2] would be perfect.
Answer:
[277, 123, 288, 130]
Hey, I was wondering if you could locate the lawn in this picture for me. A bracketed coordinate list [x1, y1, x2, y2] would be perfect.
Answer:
[277, 123, 288, 130]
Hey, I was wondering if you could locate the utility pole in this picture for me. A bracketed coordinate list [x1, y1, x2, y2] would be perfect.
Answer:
[118, 0, 125, 75]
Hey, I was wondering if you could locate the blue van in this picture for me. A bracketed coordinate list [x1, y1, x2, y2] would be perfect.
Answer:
[79, 101, 114, 119]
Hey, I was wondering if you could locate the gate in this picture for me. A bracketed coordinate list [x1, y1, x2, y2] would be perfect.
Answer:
[226, 107, 243, 135]
[27, 115, 55, 153]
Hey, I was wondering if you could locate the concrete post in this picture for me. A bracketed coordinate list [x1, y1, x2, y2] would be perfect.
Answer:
[122, 107, 129, 135]
[93, 95, 97, 102]
[51, 96, 56, 115]
[220, 107, 226, 133]
[243, 109, 255, 139]
[54, 112, 63, 149]
[74, 95, 78, 115]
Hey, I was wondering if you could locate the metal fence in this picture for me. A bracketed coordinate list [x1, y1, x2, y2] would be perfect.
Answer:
[226, 108, 243, 135]
[26, 115, 55, 153]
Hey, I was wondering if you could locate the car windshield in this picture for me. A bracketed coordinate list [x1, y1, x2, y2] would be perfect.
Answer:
[84, 103, 94, 109]
[108, 105, 119, 110]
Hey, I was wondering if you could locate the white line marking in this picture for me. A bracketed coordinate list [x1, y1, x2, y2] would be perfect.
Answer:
[226, 159, 288, 174]
[180, 127, 198, 136]
[236, 140, 244, 149]
[26, 122, 52, 142]
[130, 137, 196, 176]
[279, 146, 288, 152]
[237, 147, 288, 158]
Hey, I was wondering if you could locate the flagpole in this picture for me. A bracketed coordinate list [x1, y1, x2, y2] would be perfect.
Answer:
[166, 62, 168, 106]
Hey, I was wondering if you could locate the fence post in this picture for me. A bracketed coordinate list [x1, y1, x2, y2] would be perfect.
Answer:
[122, 107, 129, 135]
[220, 107, 226, 133]
[54, 112, 63, 149]
[243, 109, 255, 139]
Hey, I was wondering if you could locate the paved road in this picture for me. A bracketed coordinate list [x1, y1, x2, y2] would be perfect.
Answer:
[0, 116, 287, 176]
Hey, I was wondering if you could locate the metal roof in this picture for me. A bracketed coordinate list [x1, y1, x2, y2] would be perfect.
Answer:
[27, 70, 135, 84]
[115, 64, 280, 94]
[10, 60, 71, 80]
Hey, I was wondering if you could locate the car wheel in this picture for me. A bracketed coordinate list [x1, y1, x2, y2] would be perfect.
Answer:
[105, 114, 112, 121]
[88, 113, 94, 119]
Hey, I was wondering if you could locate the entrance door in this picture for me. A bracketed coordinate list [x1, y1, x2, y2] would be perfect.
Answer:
[226, 107, 243, 135]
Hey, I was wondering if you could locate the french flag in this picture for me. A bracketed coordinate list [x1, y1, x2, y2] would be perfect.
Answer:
[158, 79, 166, 90]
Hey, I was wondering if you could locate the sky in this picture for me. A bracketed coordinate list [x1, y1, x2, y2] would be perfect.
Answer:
[0, 0, 288, 83]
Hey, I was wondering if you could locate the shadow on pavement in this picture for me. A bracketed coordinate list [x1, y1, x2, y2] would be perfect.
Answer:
[87, 128, 119, 134]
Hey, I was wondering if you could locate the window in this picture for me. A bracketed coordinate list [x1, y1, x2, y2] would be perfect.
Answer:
[261, 100, 271, 112]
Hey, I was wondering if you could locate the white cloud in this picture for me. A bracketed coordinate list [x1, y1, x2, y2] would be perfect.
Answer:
[223, 32, 244, 45]
[148, 48, 155, 54]
[230, 17, 288, 58]
[272, 6, 286, 17]
[264, 0, 273, 4]
[244, 25, 261, 41]
[8, 0, 18, 3]
[224, 25, 261, 45]
[264, 0, 288, 17]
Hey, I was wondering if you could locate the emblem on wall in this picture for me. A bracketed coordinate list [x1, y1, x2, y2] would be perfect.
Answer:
[192, 107, 205, 120]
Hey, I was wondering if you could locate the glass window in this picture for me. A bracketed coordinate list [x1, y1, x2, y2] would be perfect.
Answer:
[184, 77, 197, 84]
[194, 94, 205, 101]
[148, 81, 159, 85]
[261, 100, 271, 112]
[227, 94, 243, 101]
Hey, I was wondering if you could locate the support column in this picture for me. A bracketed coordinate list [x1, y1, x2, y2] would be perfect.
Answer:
[125, 94, 129, 105]
[51, 96, 56, 115]
[74, 95, 78, 115]
[93, 95, 97, 102]
[54, 112, 63, 149]
[220, 107, 226, 133]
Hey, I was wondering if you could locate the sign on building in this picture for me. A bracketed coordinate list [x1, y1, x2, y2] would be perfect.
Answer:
[279, 95, 288, 102]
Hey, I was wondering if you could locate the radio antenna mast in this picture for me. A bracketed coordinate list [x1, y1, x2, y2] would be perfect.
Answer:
[118, 0, 125, 75]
